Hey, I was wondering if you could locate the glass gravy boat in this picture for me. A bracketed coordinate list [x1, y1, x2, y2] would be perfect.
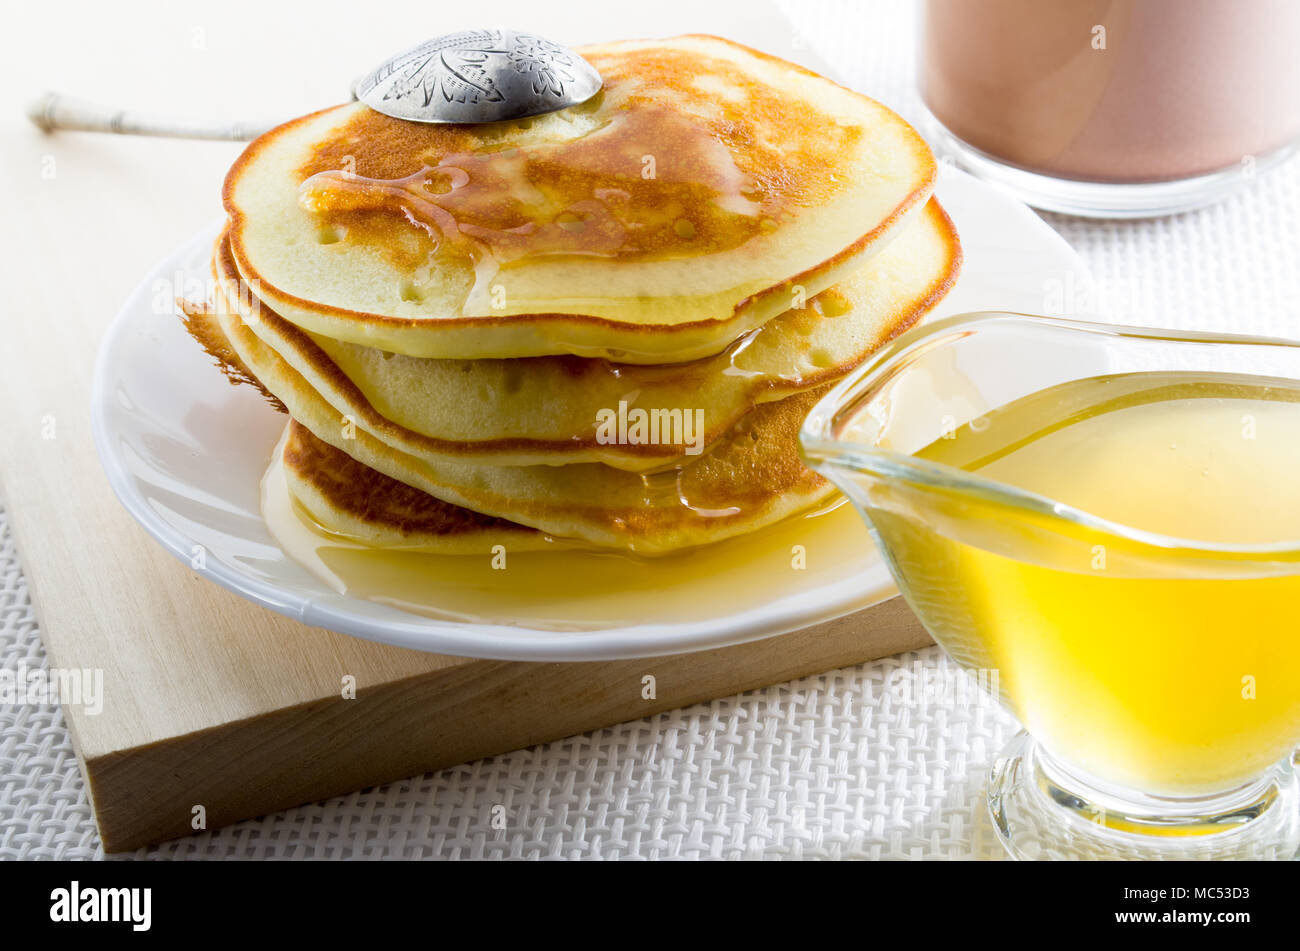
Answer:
[800, 312, 1300, 860]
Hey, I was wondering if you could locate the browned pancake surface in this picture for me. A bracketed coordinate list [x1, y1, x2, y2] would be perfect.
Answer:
[283, 421, 538, 540]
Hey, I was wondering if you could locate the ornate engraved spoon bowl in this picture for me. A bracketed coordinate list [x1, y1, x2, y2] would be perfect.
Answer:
[26, 28, 603, 139]
[353, 28, 602, 124]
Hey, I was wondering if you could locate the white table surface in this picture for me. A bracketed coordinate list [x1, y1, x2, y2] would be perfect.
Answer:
[2, 0, 1298, 859]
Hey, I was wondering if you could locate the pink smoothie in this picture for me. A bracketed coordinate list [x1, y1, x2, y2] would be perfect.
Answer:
[921, 0, 1300, 182]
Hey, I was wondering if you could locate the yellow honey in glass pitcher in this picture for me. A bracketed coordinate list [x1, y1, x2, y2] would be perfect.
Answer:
[877, 371, 1300, 797]
[802, 313, 1300, 858]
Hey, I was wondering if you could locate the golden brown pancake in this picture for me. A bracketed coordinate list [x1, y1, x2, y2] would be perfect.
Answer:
[213, 199, 958, 470]
[224, 34, 936, 362]
[280, 421, 574, 553]
[182, 299, 839, 553]
[184, 302, 561, 551]
[180, 291, 284, 413]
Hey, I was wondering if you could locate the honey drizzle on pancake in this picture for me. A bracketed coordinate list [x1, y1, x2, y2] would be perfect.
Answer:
[294, 46, 860, 314]
[298, 105, 767, 264]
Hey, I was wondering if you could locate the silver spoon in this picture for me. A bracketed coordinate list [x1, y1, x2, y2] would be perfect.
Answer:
[25, 28, 603, 141]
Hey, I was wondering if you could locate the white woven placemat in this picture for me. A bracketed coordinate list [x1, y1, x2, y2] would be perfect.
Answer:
[3, 0, 1299, 859]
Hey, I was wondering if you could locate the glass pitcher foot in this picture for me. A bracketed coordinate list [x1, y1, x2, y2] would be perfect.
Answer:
[987, 732, 1300, 860]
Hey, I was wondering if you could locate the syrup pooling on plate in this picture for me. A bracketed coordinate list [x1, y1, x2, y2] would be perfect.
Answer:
[261, 435, 870, 629]
[295, 45, 860, 318]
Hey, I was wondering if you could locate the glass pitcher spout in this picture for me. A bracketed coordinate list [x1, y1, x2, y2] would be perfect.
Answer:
[802, 311, 1300, 570]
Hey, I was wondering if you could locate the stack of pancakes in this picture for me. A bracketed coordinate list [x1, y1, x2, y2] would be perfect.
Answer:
[183, 34, 959, 556]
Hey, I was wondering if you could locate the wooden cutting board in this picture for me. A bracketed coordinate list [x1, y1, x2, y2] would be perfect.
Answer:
[69, 589, 927, 852]
[0, 0, 930, 853]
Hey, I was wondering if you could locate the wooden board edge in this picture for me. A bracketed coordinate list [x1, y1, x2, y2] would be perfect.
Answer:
[85, 596, 930, 851]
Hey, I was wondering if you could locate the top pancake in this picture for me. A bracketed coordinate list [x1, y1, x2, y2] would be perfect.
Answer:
[225, 34, 935, 363]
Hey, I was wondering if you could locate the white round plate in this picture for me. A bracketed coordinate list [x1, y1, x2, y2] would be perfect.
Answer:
[91, 168, 1091, 660]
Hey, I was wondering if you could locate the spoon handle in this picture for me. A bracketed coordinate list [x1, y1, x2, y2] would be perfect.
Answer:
[25, 91, 274, 141]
